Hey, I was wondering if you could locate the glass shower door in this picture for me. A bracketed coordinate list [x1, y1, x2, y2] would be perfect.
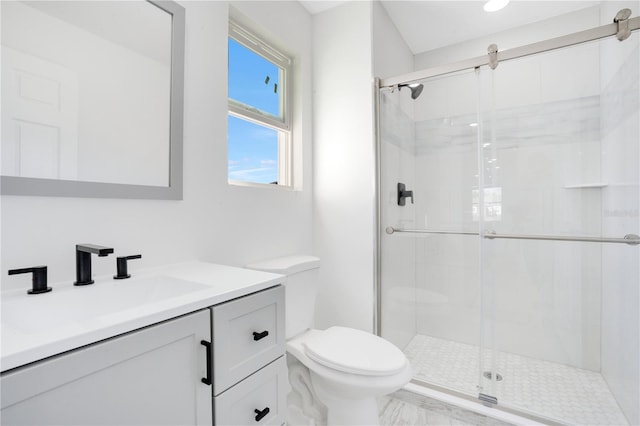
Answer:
[379, 68, 484, 398]
[476, 32, 639, 425]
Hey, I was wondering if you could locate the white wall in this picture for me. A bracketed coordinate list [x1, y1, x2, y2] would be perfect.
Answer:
[311, 0, 416, 335]
[1, 1, 314, 292]
[372, 1, 413, 80]
[312, 1, 375, 332]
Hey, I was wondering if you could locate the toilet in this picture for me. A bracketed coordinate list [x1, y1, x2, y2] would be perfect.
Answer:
[246, 255, 412, 426]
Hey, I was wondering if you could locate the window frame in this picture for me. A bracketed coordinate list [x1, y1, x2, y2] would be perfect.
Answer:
[228, 20, 293, 187]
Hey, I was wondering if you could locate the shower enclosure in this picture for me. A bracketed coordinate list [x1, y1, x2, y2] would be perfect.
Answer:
[376, 7, 639, 425]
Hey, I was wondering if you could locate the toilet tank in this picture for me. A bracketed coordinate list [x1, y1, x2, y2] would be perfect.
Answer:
[246, 255, 320, 339]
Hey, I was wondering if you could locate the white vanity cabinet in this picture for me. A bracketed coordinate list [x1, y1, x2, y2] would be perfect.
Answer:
[0, 309, 212, 425]
[0, 285, 289, 426]
[0, 283, 287, 426]
[211, 285, 287, 426]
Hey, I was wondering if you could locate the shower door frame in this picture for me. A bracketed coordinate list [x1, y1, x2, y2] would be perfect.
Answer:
[379, 13, 640, 88]
[374, 8, 640, 422]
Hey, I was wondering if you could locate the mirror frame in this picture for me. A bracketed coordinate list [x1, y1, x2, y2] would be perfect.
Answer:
[0, 0, 185, 200]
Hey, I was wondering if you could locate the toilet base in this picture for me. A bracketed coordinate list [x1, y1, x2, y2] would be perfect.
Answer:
[287, 355, 327, 424]
[313, 378, 381, 426]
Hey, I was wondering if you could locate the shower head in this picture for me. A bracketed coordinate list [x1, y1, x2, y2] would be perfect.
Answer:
[398, 83, 424, 100]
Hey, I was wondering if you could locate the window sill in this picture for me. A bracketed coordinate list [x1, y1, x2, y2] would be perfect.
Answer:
[228, 180, 295, 191]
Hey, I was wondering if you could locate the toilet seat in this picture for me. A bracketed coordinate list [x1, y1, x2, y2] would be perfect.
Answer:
[302, 326, 407, 376]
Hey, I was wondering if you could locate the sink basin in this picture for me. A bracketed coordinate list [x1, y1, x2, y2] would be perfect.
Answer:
[1, 275, 211, 335]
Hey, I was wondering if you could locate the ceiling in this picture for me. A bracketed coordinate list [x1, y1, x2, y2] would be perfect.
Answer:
[299, 1, 600, 54]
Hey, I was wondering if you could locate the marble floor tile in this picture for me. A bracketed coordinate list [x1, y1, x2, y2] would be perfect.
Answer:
[379, 389, 514, 426]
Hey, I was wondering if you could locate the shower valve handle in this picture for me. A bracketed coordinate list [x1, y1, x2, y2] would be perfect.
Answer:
[397, 183, 414, 206]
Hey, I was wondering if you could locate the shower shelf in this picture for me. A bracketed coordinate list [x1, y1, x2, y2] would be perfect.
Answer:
[563, 183, 608, 189]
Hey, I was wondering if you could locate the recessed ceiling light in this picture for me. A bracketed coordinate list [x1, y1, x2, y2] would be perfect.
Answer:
[484, 0, 510, 12]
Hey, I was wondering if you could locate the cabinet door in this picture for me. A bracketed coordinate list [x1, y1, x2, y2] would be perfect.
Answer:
[1, 310, 212, 426]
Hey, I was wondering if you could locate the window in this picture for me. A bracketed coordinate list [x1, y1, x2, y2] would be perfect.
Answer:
[472, 187, 502, 222]
[228, 21, 291, 186]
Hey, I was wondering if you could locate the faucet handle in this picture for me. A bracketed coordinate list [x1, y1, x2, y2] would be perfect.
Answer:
[114, 255, 142, 280]
[397, 182, 414, 206]
[8, 266, 51, 295]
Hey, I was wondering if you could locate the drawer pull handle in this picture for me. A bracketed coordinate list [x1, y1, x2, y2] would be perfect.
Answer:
[253, 330, 269, 341]
[200, 340, 212, 386]
[254, 407, 270, 422]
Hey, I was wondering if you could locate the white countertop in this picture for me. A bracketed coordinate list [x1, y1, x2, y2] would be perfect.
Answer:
[1, 261, 284, 372]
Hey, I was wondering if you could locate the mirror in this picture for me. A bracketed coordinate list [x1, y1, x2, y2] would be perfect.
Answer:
[0, 0, 184, 199]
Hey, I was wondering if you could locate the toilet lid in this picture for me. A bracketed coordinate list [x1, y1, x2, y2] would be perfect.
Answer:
[302, 326, 407, 376]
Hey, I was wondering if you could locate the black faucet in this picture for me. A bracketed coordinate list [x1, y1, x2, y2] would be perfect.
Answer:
[114, 254, 142, 280]
[8, 265, 51, 294]
[75, 244, 114, 286]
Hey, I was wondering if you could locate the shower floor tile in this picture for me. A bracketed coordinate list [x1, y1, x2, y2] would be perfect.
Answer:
[405, 334, 629, 425]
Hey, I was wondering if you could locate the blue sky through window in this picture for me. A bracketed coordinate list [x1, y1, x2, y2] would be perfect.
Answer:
[228, 115, 278, 184]
[228, 38, 281, 184]
[228, 39, 280, 117]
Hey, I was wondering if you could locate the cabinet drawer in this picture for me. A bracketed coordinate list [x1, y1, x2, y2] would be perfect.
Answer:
[214, 356, 288, 426]
[212, 285, 285, 394]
